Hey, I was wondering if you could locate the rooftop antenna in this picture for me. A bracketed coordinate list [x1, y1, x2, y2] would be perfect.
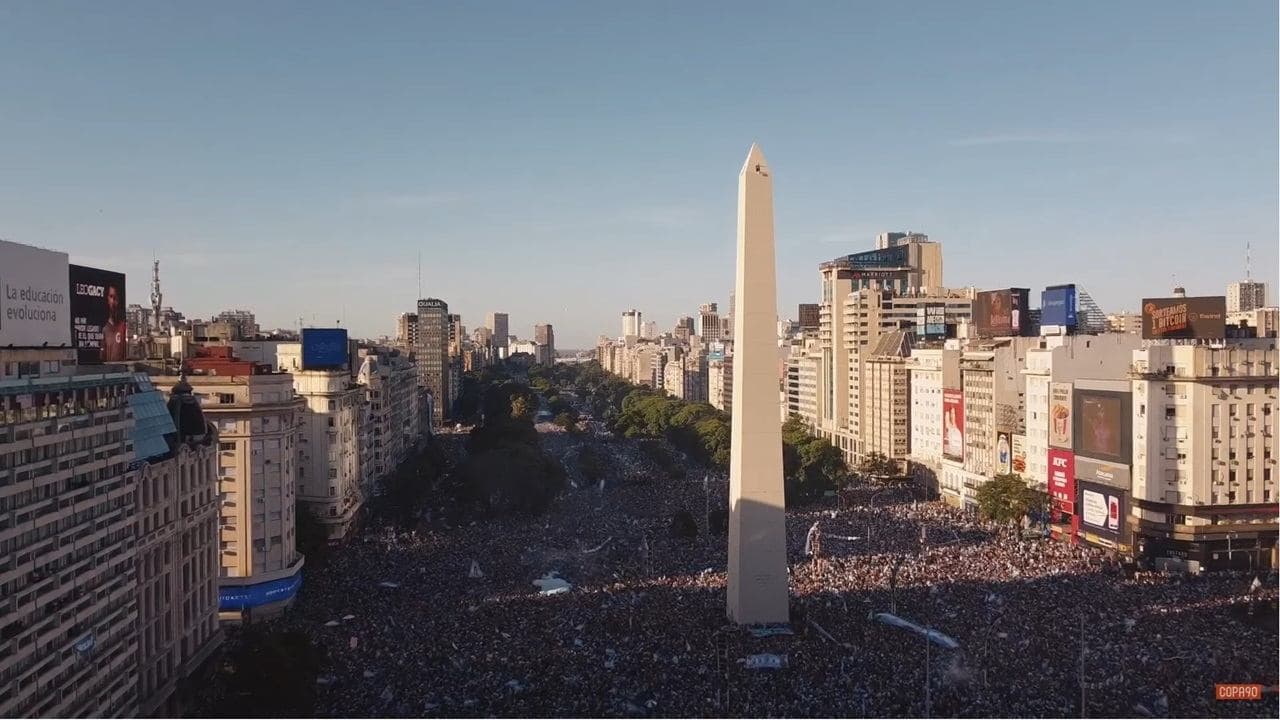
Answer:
[1246, 241, 1252, 281]
[417, 250, 422, 300]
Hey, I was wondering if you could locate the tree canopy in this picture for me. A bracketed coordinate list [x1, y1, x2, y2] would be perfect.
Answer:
[975, 473, 1046, 525]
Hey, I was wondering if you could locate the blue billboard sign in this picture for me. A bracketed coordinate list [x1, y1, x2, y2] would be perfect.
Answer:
[301, 328, 349, 370]
[1041, 285, 1078, 329]
[219, 572, 303, 611]
[841, 245, 910, 268]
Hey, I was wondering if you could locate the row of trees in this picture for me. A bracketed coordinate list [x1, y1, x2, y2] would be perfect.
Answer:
[547, 361, 852, 503]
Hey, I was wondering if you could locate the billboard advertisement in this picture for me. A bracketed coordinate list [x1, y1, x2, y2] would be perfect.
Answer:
[972, 290, 1013, 338]
[1078, 480, 1127, 547]
[843, 245, 911, 268]
[301, 328, 349, 370]
[68, 264, 127, 363]
[1041, 285, 1078, 329]
[1048, 448, 1075, 512]
[921, 303, 947, 339]
[219, 572, 303, 611]
[1141, 296, 1226, 340]
[1075, 456, 1131, 490]
[942, 389, 964, 462]
[1048, 382, 1073, 449]
[1011, 434, 1027, 474]
[996, 431, 1012, 475]
[0, 239, 71, 347]
[1073, 389, 1132, 464]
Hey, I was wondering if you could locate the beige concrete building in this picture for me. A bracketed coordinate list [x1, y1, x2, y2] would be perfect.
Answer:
[356, 348, 421, 481]
[698, 304, 722, 343]
[154, 368, 306, 620]
[863, 331, 914, 463]
[135, 379, 221, 716]
[622, 310, 642, 340]
[1022, 334, 1144, 491]
[395, 312, 418, 351]
[1228, 306, 1278, 339]
[0, 353, 221, 717]
[1106, 312, 1143, 336]
[1130, 340, 1278, 568]
[708, 356, 734, 414]
[294, 371, 363, 542]
[907, 346, 961, 497]
[956, 337, 1039, 508]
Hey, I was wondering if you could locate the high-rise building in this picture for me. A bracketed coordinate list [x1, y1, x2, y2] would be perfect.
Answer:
[1129, 340, 1278, 569]
[863, 330, 915, 464]
[396, 312, 418, 349]
[213, 309, 260, 339]
[534, 324, 555, 363]
[136, 379, 222, 716]
[294, 369, 363, 542]
[486, 313, 509, 352]
[356, 347, 420, 481]
[640, 320, 658, 340]
[698, 303, 722, 342]
[906, 346, 960, 497]
[448, 314, 465, 358]
[797, 303, 820, 331]
[875, 230, 931, 250]
[1228, 307, 1279, 338]
[416, 299, 450, 427]
[708, 355, 734, 414]
[153, 351, 306, 621]
[1227, 281, 1267, 313]
[622, 309, 642, 339]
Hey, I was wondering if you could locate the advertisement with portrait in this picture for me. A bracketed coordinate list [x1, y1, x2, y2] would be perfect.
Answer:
[1073, 389, 1132, 464]
[68, 264, 127, 364]
[1011, 434, 1027, 474]
[1048, 448, 1075, 513]
[1141, 296, 1226, 340]
[1048, 382, 1073, 449]
[0, 239, 71, 347]
[972, 290, 1013, 338]
[942, 389, 964, 462]
[1040, 284, 1078, 330]
[1009, 288, 1032, 336]
[996, 431, 1012, 475]
[1078, 480, 1128, 548]
[301, 328, 350, 370]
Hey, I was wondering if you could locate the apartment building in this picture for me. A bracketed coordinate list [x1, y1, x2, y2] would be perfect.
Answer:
[906, 346, 960, 498]
[396, 313, 418, 351]
[294, 371, 363, 543]
[416, 299, 450, 428]
[1130, 340, 1279, 569]
[863, 331, 914, 464]
[708, 356, 734, 415]
[154, 355, 306, 621]
[135, 378, 221, 716]
[1022, 334, 1144, 491]
[356, 348, 420, 481]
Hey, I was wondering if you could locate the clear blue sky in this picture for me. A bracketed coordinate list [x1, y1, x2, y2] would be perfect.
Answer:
[1, 1, 1275, 348]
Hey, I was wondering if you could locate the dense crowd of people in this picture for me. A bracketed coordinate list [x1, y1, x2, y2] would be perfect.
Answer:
[208, 422, 1278, 718]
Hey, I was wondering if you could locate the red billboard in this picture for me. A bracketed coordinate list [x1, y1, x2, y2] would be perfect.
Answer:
[942, 389, 964, 462]
[1048, 448, 1075, 513]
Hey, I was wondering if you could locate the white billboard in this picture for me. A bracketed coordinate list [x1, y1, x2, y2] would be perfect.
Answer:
[0, 240, 72, 347]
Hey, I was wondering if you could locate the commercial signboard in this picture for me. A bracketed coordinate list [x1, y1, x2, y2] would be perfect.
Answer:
[921, 303, 947, 339]
[1073, 388, 1132, 465]
[68, 264, 127, 363]
[842, 245, 911, 268]
[300, 328, 349, 370]
[1048, 448, 1075, 512]
[1040, 284, 1078, 329]
[996, 431, 1012, 475]
[1141, 296, 1226, 340]
[0, 239, 71, 347]
[942, 389, 964, 462]
[1048, 382, 1073, 449]
[972, 288, 1030, 338]
[1078, 480, 1128, 547]
[1075, 456, 1131, 490]
[218, 572, 303, 611]
[1011, 434, 1027, 474]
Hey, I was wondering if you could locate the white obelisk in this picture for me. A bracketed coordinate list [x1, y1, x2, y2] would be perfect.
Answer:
[727, 144, 789, 625]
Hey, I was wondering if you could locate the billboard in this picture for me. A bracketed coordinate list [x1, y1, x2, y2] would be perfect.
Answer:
[942, 389, 964, 462]
[921, 303, 947, 339]
[1041, 285, 1078, 329]
[69, 264, 127, 363]
[1011, 434, 1027, 474]
[843, 245, 911, 268]
[0, 240, 71, 347]
[971, 288, 1030, 338]
[996, 431, 1012, 475]
[1048, 382, 1073, 449]
[1078, 480, 1127, 546]
[1141, 296, 1226, 340]
[219, 572, 303, 611]
[1075, 456, 1131, 490]
[1048, 448, 1075, 512]
[1073, 388, 1132, 464]
[301, 328, 349, 370]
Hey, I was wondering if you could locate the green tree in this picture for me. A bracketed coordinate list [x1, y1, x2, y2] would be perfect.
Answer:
[858, 451, 900, 479]
[975, 473, 1041, 525]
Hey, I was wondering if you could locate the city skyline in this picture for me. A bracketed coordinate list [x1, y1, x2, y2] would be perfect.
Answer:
[1, 1, 1276, 348]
